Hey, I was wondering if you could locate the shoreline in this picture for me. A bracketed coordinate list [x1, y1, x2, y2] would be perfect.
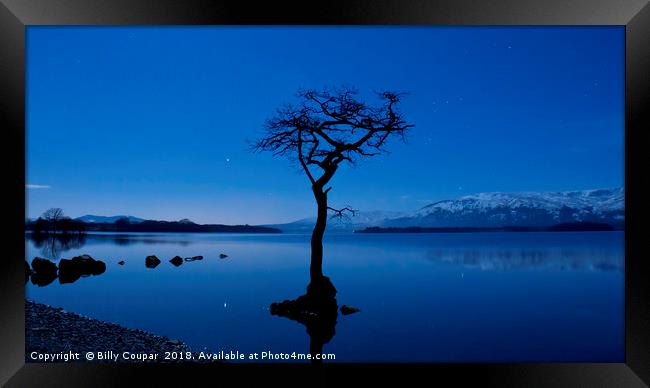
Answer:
[26, 300, 192, 363]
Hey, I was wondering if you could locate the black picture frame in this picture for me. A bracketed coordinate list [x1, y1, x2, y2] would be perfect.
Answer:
[1, 0, 648, 386]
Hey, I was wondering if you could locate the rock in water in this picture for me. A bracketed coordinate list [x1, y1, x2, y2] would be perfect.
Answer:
[340, 305, 360, 315]
[118, 260, 125, 265]
[31, 257, 57, 274]
[145, 255, 161, 268]
[219, 253, 228, 259]
[169, 256, 183, 267]
[184, 256, 203, 262]
[59, 255, 107, 284]
[30, 257, 58, 286]
[67, 255, 106, 275]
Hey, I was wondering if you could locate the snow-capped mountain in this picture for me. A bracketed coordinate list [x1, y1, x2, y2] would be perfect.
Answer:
[274, 188, 624, 232]
[74, 215, 145, 224]
[383, 188, 624, 228]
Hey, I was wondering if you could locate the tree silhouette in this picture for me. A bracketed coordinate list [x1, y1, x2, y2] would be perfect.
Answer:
[42, 208, 65, 233]
[254, 86, 414, 281]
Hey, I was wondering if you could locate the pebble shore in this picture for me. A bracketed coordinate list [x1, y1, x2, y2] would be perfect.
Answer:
[26, 300, 192, 363]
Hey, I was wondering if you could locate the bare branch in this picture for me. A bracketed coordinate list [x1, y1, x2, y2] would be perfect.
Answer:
[253, 86, 415, 192]
[297, 128, 316, 184]
[327, 205, 357, 221]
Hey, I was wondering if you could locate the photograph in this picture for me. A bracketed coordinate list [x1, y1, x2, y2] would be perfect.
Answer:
[24, 25, 625, 364]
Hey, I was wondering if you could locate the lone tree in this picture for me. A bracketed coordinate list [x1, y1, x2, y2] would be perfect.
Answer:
[253, 87, 414, 281]
[42, 208, 65, 233]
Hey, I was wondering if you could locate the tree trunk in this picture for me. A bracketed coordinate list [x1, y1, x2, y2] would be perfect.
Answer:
[310, 187, 327, 281]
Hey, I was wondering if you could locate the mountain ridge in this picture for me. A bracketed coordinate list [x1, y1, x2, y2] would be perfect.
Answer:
[388, 187, 624, 228]
[74, 215, 145, 224]
[272, 187, 624, 232]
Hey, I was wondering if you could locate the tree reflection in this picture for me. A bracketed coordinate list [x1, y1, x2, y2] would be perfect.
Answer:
[27, 233, 87, 260]
[270, 275, 338, 363]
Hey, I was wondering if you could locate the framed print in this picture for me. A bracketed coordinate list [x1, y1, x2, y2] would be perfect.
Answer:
[1, 0, 649, 386]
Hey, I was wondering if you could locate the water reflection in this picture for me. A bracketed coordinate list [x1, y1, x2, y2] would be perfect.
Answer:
[27, 233, 87, 260]
[109, 234, 192, 247]
[30, 267, 58, 287]
[24, 232, 624, 362]
[425, 247, 623, 271]
[26, 233, 192, 258]
[270, 275, 338, 363]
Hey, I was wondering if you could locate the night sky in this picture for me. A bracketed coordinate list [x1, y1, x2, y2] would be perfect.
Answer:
[27, 26, 624, 224]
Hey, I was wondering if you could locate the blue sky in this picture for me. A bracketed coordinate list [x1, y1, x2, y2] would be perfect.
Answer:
[26, 26, 624, 224]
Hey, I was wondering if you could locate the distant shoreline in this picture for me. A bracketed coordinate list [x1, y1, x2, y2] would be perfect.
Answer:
[355, 222, 622, 234]
[25, 220, 282, 234]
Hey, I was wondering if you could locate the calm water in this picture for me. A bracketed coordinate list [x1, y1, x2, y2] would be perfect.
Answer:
[25, 231, 624, 362]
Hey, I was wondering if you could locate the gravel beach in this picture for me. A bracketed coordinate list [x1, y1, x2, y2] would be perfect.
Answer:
[26, 300, 192, 363]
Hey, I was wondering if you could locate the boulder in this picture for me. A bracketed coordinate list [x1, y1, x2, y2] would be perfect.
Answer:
[31, 257, 57, 274]
[169, 256, 183, 267]
[145, 255, 161, 268]
[65, 255, 106, 275]
[270, 277, 339, 351]
[30, 257, 58, 287]
[340, 305, 360, 315]
[58, 256, 106, 284]
[271, 277, 338, 320]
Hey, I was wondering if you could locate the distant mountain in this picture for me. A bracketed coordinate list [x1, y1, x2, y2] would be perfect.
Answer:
[28, 216, 280, 234]
[266, 210, 406, 233]
[357, 222, 617, 234]
[74, 215, 145, 224]
[383, 188, 624, 229]
[80, 220, 280, 234]
[274, 188, 624, 232]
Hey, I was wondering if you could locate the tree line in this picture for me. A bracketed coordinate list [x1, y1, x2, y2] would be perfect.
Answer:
[26, 208, 281, 234]
[26, 208, 87, 234]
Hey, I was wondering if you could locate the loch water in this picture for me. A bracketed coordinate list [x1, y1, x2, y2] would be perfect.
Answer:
[25, 231, 624, 362]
